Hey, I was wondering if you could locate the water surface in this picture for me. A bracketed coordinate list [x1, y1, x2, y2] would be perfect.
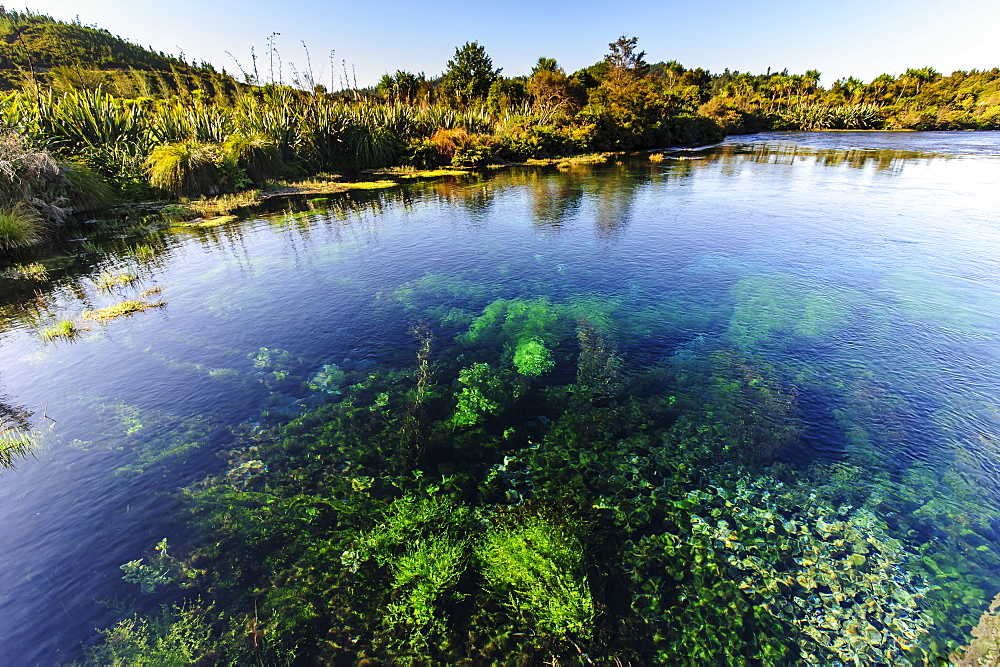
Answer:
[1, 131, 1000, 662]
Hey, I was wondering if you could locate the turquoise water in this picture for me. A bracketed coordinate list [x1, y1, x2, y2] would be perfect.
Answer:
[1, 132, 999, 662]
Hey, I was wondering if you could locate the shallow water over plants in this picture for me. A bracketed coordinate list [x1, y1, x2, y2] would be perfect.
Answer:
[1, 131, 1000, 662]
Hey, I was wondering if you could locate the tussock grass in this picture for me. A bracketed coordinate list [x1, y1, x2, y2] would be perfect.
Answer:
[62, 161, 117, 212]
[146, 141, 221, 196]
[0, 205, 44, 250]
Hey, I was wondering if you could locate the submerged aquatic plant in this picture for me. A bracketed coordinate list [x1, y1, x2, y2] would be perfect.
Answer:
[86, 601, 216, 665]
[512, 337, 554, 376]
[121, 538, 177, 594]
[479, 513, 595, 641]
[451, 362, 509, 427]
[951, 592, 1000, 665]
[305, 364, 345, 394]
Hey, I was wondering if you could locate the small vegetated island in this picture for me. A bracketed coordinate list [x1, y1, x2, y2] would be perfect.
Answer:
[2, 7, 1000, 665]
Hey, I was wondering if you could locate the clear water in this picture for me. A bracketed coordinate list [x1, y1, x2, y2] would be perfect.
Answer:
[1, 131, 999, 662]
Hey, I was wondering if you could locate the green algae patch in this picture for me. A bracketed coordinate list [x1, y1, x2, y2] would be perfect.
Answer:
[169, 215, 237, 229]
[396, 169, 470, 179]
[83, 299, 165, 321]
[342, 180, 398, 190]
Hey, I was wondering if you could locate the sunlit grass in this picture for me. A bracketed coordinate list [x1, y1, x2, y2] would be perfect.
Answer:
[83, 299, 165, 321]
[185, 191, 261, 217]
[0, 427, 33, 468]
[96, 272, 138, 290]
[0, 262, 48, 280]
[526, 153, 612, 168]
[40, 319, 86, 340]
[169, 216, 237, 229]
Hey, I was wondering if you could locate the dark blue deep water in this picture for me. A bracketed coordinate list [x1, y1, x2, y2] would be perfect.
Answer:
[2, 131, 1000, 662]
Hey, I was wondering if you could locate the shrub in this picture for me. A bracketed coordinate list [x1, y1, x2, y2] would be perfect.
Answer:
[451, 143, 494, 168]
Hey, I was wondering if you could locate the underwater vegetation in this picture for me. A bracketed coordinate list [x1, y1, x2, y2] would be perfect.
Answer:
[951, 592, 1000, 665]
[84, 282, 1000, 664]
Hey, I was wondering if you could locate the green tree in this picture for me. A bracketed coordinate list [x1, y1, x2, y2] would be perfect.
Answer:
[439, 41, 501, 108]
[531, 57, 558, 76]
[603, 35, 648, 93]
[377, 70, 419, 104]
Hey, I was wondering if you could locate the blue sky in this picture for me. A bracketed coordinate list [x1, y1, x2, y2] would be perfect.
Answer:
[19, 0, 1000, 88]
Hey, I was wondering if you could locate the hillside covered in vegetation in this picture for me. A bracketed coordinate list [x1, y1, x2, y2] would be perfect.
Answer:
[0, 7, 240, 98]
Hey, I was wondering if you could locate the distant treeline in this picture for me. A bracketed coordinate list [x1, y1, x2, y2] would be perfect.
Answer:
[2, 7, 999, 252]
